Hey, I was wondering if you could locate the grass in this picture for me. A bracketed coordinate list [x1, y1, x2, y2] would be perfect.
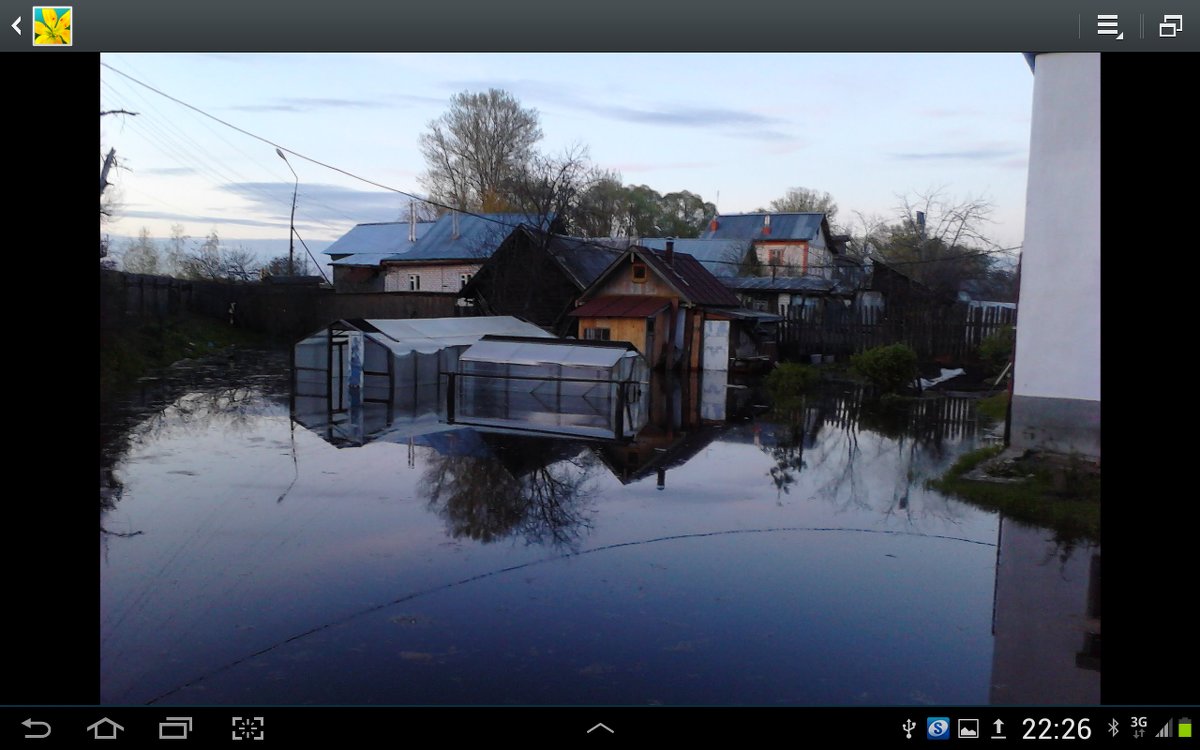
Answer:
[100, 313, 272, 401]
[977, 390, 1010, 421]
[930, 445, 1100, 546]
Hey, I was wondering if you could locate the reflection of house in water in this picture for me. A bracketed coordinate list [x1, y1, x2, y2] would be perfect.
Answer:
[594, 369, 759, 488]
[989, 518, 1100, 704]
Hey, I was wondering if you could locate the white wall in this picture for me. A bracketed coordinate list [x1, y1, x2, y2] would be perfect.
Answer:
[384, 263, 481, 293]
[1013, 53, 1100, 403]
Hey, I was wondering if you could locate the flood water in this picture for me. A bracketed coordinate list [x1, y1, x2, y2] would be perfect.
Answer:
[100, 348, 1099, 706]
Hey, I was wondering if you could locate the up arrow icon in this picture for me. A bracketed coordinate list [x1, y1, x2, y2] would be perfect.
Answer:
[587, 723, 614, 734]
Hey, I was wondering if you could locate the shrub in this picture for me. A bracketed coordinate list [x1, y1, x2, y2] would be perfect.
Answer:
[766, 362, 819, 397]
[851, 344, 918, 394]
[978, 326, 1015, 376]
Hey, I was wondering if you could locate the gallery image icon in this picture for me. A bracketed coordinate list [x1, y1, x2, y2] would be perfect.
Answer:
[958, 719, 980, 738]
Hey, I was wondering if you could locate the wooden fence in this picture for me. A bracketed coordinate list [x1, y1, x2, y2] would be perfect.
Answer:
[778, 301, 1015, 363]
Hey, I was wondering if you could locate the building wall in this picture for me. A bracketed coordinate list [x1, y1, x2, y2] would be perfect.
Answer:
[384, 263, 482, 293]
[593, 260, 675, 297]
[578, 313, 669, 368]
[1011, 53, 1100, 458]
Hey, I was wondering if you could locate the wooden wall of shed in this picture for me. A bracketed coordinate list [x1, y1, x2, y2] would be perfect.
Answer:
[578, 313, 670, 368]
[470, 236, 583, 334]
[593, 260, 676, 299]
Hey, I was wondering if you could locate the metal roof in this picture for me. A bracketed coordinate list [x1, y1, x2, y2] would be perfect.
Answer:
[346, 316, 552, 354]
[323, 221, 434, 256]
[636, 237, 751, 276]
[722, 275, 847, 294]
[328, 253, 394, 267]
[638, 247, 741, 307]
[460, 336, 640, 370]
[390, 213, 552, 263]
[699, 213, 829, 243]
[569, 295, 672, 318]
[514, 227, 626, 290]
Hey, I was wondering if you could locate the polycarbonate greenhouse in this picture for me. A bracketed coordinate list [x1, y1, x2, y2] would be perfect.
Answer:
[292, 317, 552, 445]
[450, 335, 649, 440]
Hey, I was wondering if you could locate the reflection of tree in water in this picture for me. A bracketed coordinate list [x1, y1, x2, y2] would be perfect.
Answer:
[761, 385, 978, 520]
[100, 349, 291, 525]
[420, 438, 598, 549]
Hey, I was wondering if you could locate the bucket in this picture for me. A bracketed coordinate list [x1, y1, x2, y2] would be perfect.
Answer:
[809, 354, 822, 365]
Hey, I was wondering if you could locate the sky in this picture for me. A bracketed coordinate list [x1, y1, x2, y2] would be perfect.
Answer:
[99, 53, 1034, 267]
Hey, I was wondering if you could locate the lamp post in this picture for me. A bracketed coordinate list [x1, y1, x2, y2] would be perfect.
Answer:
[276, 148, 298, 275]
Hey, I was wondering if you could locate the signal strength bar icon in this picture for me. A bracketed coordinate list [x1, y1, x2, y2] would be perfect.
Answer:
[1155, 720, 1172, 738]
[1097, 14, 1123, 39]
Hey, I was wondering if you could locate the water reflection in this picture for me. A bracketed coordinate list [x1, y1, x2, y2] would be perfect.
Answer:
[421, 434, 599, 548]
[100, 350, 1098, 705]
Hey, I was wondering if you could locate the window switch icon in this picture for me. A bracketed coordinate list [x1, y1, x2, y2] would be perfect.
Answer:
[1160, 14, 1183, 37]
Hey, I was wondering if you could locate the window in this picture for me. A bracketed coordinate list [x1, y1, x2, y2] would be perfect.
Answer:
[583, 327, 611, 341]
[460, 273, 472, 289]
[768, 248, 782, 266]
[632, 263, 647, 282]
[408, 274, 420, 291]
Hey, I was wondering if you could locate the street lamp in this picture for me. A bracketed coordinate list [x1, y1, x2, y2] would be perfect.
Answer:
[276, 148, 298, 275]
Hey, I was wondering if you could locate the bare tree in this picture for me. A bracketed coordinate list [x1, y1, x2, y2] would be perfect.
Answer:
[121, 228, 161, 275]
[419, 89, 543, 211]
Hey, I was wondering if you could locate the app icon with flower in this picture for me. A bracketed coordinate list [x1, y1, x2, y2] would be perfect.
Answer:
[33, 7, 72, 46]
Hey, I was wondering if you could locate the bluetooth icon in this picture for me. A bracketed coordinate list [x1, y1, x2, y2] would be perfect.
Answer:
[1108, 719, 1120, 737]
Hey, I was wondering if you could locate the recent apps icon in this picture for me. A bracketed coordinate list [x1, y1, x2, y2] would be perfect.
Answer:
[928, 717, 951, 740]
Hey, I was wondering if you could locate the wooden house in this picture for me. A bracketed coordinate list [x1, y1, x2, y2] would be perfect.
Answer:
[460, 226, 623, 336]
[569, 241, 741, 370]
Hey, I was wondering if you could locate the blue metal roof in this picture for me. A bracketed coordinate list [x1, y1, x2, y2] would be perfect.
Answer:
[637, 237, 751, 276]
[391, 213, 552, 263]
[699, 213, 829, 243]
[323, 221, 435, 256]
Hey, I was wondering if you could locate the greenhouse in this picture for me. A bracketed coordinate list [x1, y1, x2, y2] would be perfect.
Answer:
[292, 317, 551, 445]
[449, 335, 650, 440]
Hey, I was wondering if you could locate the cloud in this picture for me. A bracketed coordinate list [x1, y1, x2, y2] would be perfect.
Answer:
[445, 80, 794, 142]
[890, 148, 1022, 161]
[119, 209, 288, 230]
[143, 167, 198, 176]
[219, 182, 409, 225]
[230, 97, 390, 113]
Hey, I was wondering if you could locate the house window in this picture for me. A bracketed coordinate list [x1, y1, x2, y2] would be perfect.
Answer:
[584, 327, 611, 341]
[632, 263, 647, 283]
[460, 273, 472, 289]
[408, 274, 420, 291]
[768, 248, 782, 266]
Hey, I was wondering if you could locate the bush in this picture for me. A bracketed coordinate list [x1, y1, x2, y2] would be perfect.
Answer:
[766, 362, 819, 396]
[978, 326, 1015, 375]
[851, 344, 918, 394]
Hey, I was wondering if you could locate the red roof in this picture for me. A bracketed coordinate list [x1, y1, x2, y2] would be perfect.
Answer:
[569, 295, 672, 318]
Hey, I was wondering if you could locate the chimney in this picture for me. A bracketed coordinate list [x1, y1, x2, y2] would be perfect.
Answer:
[408, 202, 416, 242]
[762, 214, 771, 235]
[452, 211, 459, 239]
[664, 238, 674, 266]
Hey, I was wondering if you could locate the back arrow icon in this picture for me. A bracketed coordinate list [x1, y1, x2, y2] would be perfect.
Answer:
[22, 719, 51, 739]
[12, 16, 21, 35]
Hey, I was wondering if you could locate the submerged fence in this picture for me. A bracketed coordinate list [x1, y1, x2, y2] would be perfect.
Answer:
[777, 302, 1015, 363]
